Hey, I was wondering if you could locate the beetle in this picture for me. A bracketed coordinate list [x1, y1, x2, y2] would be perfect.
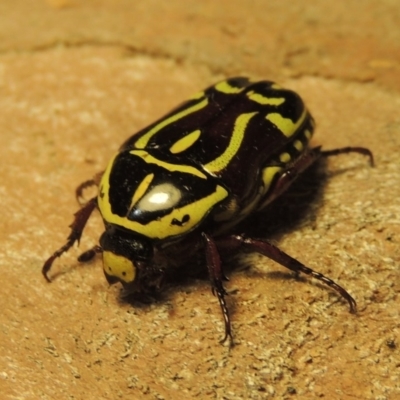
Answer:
[42, 77, 373, 343]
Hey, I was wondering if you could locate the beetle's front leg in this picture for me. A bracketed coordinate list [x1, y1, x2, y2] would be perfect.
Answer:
[202, 232, 233, 345]
[42, 197, 98, 282]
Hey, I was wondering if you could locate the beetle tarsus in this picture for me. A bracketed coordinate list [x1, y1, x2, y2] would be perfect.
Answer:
[322, 146, 374, 167]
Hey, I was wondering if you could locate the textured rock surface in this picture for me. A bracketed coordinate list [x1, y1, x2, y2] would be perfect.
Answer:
[1, 1, 399, 399]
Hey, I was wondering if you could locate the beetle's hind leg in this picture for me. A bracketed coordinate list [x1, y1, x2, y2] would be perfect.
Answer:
[42, 197, 98, 282]
[321, 147, 374, 166]
[225, 234, 357, 313]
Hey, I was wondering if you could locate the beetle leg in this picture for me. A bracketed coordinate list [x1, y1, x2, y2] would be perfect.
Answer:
[202, 232, 233, 345]
[226, 234, 357, 313]
[75, 171, 104, 205]
[77, 245, 103, 263]
[42, 197, 98, 282]
[262, 145, 373, 209]
[75, 179, 97, 204]
[321, 147, 374, 166]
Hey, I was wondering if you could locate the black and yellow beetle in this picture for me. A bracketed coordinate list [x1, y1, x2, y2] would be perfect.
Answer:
[42, 77, 373, 342]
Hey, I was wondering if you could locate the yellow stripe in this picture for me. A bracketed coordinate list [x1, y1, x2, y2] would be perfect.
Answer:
[135, 98, 208, 149]
[293, 139, 304, 152]
[98, 153, 117, 226]
[129, 173, 154, 209]
[214, 80, 244, 94]
[304, 129, 312, 140]
[190, 90, 205, 100]
[261, 166, 283, 194]
[246, 91, 285, 106]
[279, 152, 291, 163]
[266, 109, 308, 138]
[169, 129, 201, 154]
[257, 166, 284, 210]
[205, 112, 258, 173]
[131, 150, 207, 179]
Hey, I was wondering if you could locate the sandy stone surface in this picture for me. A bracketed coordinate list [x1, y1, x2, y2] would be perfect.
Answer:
[1, 1, 399, 399]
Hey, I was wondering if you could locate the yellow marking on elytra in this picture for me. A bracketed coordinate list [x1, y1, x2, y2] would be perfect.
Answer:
[98, 152, 117, 212]
[214, 81, 244, 94]
[170, 130, 201, 154]
[261, 166, 283, 194]
[190, 91, 205, 100]
[98, 184, 228, 240]
[131, 150, 207, 179]
[205, 112, 258, 173]
[293, 139, 304, 152]
[279, 152, 291, 163]
[266, 109, 308, 138]
[304, 129, 312, 140]
[258, 166, 284, 209]
[129, 173, 154, 210]
[103, 251, 136, 283]
[246, 91, 285, 106]
[134, 98, 208, 149]
[271, 83, 283, 90]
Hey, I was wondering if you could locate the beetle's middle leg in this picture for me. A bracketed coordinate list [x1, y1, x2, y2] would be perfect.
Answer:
[202, 232, 233, 345]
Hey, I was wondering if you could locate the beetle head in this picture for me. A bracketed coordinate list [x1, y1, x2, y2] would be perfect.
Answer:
[99, 227, 156, 289]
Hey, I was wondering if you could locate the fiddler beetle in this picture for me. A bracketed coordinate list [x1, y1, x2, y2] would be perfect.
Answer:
[42, 77, 373, 343]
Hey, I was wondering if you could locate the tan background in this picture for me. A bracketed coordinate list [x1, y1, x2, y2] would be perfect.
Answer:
[1, 1, 399, 399]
